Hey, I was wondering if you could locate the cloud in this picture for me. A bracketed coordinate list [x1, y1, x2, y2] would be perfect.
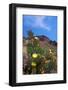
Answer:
[24, 15, 51, 31]
[31, 16, 50, 31]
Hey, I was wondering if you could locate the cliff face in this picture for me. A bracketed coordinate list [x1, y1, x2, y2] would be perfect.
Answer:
[35, 35, 57, 48]
[23, 35, 57, 47]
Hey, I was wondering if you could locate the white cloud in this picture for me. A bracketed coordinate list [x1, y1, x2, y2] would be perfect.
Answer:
[32, 16, 50, 31]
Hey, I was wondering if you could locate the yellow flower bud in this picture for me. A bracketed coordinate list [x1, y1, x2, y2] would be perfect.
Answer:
[32, 53, 38, 58]
[31, 62, 36, 67]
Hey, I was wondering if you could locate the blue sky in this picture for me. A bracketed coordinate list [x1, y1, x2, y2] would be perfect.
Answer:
[23, 15, 57, 41]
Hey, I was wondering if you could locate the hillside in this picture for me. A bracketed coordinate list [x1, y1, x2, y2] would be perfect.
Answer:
[23, 32, 57, 74]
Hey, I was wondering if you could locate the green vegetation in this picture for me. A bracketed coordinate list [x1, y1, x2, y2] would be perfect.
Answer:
[23, 30, 57, 74]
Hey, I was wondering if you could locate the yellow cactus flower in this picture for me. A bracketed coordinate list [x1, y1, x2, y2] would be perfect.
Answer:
[31, 62, 36, 67]
[32, 53, 38, 58]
